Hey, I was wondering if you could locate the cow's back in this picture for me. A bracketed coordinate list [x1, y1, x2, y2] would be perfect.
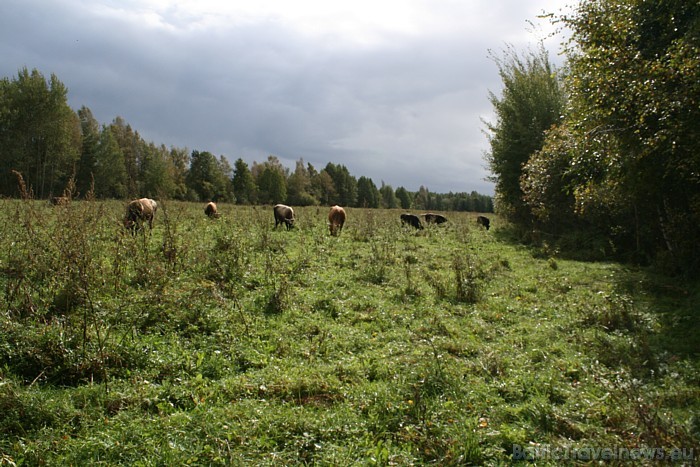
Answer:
[328, 205, 346, 236]
[273, 204, 295, 229]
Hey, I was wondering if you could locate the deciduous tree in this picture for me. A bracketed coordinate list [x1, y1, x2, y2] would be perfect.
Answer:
[93, 125, 127, 198]
[558, 0, 700, 267]
[76, 106, 100, 195]
[310, 168, 336, 206]
[186, 150, 232, 202]
[395, 187, 412, 209]
[323, 163, 357, 207]
[484, 44, 565, 225]
[356, 176, 380, 208]
[0, 68, 80, 197]
[287, 158, 317, 206]
[253, 155, 288, 204]
[232, 158, 256, 204]
[379, 182, 399, 209]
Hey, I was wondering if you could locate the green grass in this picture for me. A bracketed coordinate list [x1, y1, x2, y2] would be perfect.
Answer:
[0, 200, 698, 465]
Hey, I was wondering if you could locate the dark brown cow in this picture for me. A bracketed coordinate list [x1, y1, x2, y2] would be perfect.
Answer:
[273, 204, 295, 230]
[204, 202, 220, 219]
[328, 205, 346, 236]
[124, 198, 158, 234]
[423, 213, 447, 224]
[400, 213, 423, 230]
[476, 215, 490, 230]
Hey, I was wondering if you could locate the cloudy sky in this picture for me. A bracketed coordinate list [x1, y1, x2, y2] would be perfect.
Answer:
[1, 0, 570, 195]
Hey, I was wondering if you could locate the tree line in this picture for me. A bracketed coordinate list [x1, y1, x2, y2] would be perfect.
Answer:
[0, 68, 492, 213]
[486, 0, 699, 273]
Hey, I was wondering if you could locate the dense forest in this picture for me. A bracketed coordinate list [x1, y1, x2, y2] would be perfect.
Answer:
[0, 69, 493, 213]
[486, 0, 699, 273]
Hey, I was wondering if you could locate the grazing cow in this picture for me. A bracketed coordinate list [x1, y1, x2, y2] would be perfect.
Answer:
[204, 202, 220, 219]
[400, 213, 424, 230]
[124, 198, 158, 234]
[476, 215, 490, 230]
[50, 196, 69, 206]
[423, 213, 448, 225]
[328, 205, 346, 236]
[273, 204, 295, 230]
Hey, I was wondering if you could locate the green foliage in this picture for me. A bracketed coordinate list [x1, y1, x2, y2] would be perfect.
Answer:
[324, 162, 358, 207]
[86, 116, 189, 201]
[413, 185, 432, 210]
[253, 155, 288, 204]
[0, 68, 81, 198]
[232, 157, 256, 204]
[75, 106, 100, 196]
[485, 44, 566, 224]
[309, 167, 337, 206]
[487, 0, 700, 272]
[356, 176, 380, 208]
[140, 143, 177, 198]
[395, 186, 412, 209]
[108, 117, 142, 197]
[379, 182, 399, 209]
[286, 158, 318, 206]
[165, 147, 191, 200]
[520, 123, 579, 231]
[93, 125, 128, 198]
[558, 0, 700, 270]
[186, 150, 234, 202]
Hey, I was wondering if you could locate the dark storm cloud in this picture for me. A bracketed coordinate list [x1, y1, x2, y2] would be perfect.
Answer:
[1, 0, 568, 195]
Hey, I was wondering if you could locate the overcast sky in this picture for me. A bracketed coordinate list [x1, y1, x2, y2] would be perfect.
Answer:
[1, 0, 571, 195]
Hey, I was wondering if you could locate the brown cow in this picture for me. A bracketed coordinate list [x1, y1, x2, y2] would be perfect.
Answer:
[204, 202, 220, 219]
[124, 198, 158, 234]
[273, 204, 295, 230]
[328, 205, 346, 236]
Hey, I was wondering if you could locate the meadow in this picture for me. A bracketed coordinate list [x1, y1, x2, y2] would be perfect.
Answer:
[0, 199, 698, 465]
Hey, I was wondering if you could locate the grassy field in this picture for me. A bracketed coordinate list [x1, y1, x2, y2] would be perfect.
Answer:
[0, 199, 698, 465]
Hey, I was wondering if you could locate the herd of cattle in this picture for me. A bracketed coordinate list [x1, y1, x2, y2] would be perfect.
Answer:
[117, 198, 490, 235]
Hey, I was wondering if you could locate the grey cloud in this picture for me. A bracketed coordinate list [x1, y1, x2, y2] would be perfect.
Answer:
[1, 0, 567, 195]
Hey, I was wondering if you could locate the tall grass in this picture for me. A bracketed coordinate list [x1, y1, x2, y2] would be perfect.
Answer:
[0, 199, 697, 464]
